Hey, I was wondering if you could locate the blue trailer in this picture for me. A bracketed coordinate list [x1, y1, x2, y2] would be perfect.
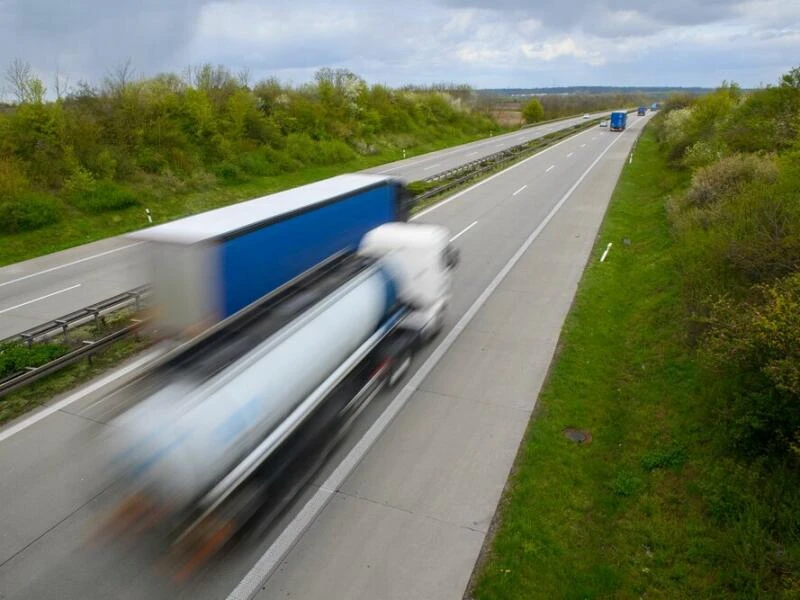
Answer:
[610, 111, 627, 132]
[129, 174, 412, 337]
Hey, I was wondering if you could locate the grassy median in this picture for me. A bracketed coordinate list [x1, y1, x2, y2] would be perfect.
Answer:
[470, 127, 799, 598]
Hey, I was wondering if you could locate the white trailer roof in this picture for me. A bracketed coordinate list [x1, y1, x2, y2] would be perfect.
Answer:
[128, 174, 396, 245]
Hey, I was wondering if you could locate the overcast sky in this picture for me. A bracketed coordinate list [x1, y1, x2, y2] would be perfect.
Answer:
[1, 0, 798, 94]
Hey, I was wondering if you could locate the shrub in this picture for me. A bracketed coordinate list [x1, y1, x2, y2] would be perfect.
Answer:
[62, 164, 96, 197]
[212, 161, 246, 184]
[0, 158, 30, 199]
[660, 107, 695, 162]
[93, 149, 118, 180]
[314, 139, 356, 165]
[682, 140, 726, 170]
[701, 273, 800, 456]
[522, 98, 544, 124]
[285, 134, 355, 166]
[685, 154, 779, 208]
[0, 341, 69, 379]
[0, 192, 62, 233]
[69, 180, 139, 213]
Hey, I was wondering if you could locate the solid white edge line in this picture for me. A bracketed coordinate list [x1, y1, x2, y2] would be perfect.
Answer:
[449, 221, 478, 242]
[225, 124, 628, 600]
[0, 348, 163, 443]
[0, 242, 144, 289]
[0, 284, 82, 315]
[411, 126, 596, 222]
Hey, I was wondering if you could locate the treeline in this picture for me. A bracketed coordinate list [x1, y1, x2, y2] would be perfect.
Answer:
[535, 93, 649, 119]
[654, 67, 800, 458]
[0, 62, 497, 235]
[484, 85, 712, 95]
[490, 92, 654, 123]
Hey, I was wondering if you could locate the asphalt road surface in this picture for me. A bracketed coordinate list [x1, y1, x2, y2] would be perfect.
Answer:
[0, 112, 650, 599]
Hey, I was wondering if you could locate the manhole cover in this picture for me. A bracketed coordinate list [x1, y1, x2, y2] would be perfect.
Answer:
[564, 428, 592, 443]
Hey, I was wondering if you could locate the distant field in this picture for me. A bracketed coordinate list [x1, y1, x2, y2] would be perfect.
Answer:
[488, 101, 523, 127]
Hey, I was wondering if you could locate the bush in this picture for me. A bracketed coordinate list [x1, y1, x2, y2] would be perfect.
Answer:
[685, 154, 778, 207]
[682, 140, 726, 169]
[212, 161, 246, 184]
[0, 192, 62, 233]
[522, 98, 544, 124]
[0, 341, 69, 378]
[701, 273, 800, 456]
[63, 165, 96, 197]
[0, 158, 30, 199]
[314, 139, 356, 165]
[69, 180, 139, 213]
[285, 134, 356, 166]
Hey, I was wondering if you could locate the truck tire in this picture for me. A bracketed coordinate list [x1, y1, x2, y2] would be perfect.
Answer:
[388, 348, 412, 388]
[423, 305, 446, 342]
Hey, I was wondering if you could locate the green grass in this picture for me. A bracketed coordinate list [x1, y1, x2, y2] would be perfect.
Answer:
[470, 127, 800, 598]
[0, 131, 499, 267]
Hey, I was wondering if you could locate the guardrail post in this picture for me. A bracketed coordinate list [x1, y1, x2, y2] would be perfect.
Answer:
[82, 340, 94, 365]
[56, 320, 69, 344]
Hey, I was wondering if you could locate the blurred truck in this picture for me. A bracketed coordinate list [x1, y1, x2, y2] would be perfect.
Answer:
[100, 174, 458, 577]
[610, 111, 628, 131]
[637, 106, 647, 116]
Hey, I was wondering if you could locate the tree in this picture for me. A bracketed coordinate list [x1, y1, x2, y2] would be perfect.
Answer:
[780, 66, 800, 89]
[5, 58, 34, 104]
[521, 98, 544, 124]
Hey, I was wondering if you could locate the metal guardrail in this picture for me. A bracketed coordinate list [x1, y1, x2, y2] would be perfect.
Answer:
[0, 285, 153, 398]
[3, 284, 151, 346]
[0, 321, 147, 397]
[414, 118, 602, 202]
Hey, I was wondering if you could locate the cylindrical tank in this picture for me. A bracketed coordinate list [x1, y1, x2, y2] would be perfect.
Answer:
[109, 266, 393, 507]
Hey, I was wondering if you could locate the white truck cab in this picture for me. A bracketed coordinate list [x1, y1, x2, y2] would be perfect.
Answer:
[359, 223, 458, 341]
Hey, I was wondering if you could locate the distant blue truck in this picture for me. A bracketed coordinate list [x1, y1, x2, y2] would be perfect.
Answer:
[130, 174, 412, 336]
[637, 106, 647, 116]
[610, 111, 627, 132]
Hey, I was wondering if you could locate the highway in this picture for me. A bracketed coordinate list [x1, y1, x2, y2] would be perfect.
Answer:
[0, 111, 615, 340]
[0, 112, 650, 599]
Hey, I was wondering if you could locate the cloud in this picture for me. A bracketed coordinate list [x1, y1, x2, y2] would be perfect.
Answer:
[1, 0, 210, 85]
[521, 38, 605, 66]
[0, 0, 798, 93]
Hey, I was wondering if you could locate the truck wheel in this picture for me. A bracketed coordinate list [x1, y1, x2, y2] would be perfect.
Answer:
[387, 348, 412, 388]
[424, 307, 446, 342]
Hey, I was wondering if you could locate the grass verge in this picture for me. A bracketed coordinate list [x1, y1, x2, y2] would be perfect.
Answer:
[0, 132, 498, 267]
[470, 127, 799, 598]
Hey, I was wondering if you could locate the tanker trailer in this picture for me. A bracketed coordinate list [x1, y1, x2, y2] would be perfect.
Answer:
[100, 222, 457, 572]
